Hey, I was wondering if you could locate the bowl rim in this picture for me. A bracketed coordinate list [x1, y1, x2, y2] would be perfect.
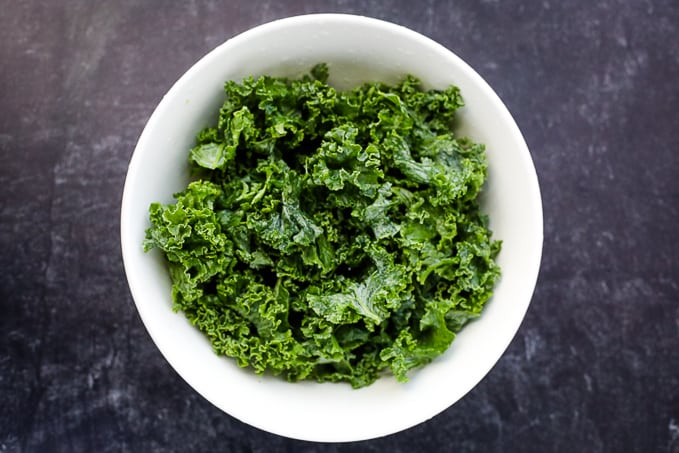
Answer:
[121, 12, 543, 442]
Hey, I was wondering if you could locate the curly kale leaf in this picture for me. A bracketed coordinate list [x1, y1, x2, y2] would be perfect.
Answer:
[144, 63, 501, 388]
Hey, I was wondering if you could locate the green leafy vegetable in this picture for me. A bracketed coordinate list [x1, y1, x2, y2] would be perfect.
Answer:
[144, 64, 501, 388]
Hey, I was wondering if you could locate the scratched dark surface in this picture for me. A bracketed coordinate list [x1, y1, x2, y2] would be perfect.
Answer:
[1, 1, 678, 452]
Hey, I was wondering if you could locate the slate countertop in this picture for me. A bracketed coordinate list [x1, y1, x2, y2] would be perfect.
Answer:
[2, 1, 678, 452]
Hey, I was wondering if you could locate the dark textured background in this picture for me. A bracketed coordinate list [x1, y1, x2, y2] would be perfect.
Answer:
[1, 0, 678, 452]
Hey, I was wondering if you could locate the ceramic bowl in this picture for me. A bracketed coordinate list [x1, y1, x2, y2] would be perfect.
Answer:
[121, 13, 543, 442]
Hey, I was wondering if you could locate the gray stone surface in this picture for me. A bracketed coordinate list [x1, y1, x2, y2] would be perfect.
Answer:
[1, 0, 678, 451]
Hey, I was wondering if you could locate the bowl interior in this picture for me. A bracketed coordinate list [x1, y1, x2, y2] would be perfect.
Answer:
[121, 14, 542, 442]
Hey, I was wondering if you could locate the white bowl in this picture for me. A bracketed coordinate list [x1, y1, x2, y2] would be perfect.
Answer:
[121, 14, 542, 442]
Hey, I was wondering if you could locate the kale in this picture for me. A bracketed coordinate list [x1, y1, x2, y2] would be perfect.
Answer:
[144, 64, 501, 388]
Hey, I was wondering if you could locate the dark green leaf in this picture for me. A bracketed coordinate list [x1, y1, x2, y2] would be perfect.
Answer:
[143, 65, 501, 387]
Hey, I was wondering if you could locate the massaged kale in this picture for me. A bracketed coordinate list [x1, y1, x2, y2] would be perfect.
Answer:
[144, 64, 501, 388]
